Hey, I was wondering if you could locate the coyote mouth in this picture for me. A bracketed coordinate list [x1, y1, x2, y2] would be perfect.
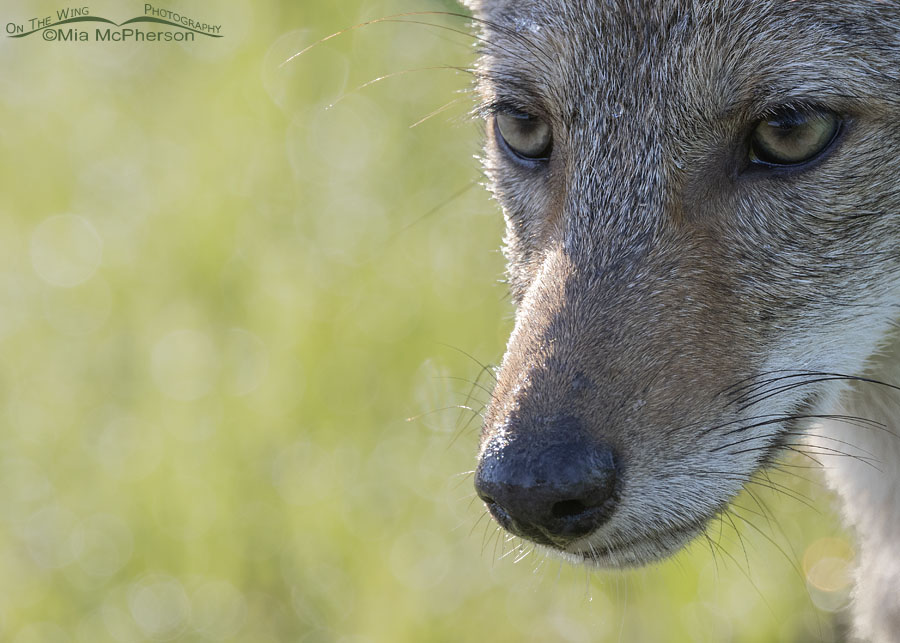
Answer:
[568, 521, 706, 568]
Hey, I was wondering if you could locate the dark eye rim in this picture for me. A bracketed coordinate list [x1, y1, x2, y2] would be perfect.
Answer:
[492, 111, 553, 166]
[746, 107, 845, 171]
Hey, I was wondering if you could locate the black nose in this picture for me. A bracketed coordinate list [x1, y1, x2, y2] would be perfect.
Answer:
[474, 427, 618, 546]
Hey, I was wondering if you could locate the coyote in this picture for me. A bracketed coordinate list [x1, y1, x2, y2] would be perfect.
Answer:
[466, 1, 900, 640]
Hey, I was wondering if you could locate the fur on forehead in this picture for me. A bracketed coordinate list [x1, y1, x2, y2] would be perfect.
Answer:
[468, 0, 900, 112]
[465, 0, 900, 31]
[464, 0, 703, 22]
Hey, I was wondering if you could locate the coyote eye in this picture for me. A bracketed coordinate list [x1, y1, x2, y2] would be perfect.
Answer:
[495, 112, 553, 162]
[749, 108, 840, 166]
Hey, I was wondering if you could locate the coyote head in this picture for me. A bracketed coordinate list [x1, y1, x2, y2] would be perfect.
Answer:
[468, 0, 900, 566]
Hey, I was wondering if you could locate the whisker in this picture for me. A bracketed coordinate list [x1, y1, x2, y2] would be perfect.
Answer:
[782, 445, 825, 468]
[727, 443, 880, 470]
[388, 181, 481, 243]
[405, 404, 483, 423]
[326, 66, 472, 110]
[284, 11, 557, 84]
[712, 425, 881, 461]
[281, 13, 479, 68]
[728, 506, 805, 583]
[410, 97, 466, 128]
[688, 469, 818, 510]
[513, 543, 535, 564]
[448, 401, 488, 448]
[783, 431, 879, 459]
[726, 370, 900, 410]
[717, 413, 887, 439]
[434, 375, 493, 403]
[721, 510, 751, 572]
[703, 526, 775, 615]
[435, 343, 498, 382]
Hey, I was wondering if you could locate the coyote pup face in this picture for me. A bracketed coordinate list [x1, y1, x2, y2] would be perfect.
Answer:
[469, 0, 900, 570]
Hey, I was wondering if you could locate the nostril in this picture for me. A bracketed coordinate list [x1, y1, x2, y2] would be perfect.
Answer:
[551, 498, 587, 519]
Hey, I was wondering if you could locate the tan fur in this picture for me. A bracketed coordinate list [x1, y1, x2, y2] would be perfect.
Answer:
[465, 1, 900, 640]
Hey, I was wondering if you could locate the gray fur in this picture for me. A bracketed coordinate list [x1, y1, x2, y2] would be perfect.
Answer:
[467, 1, 900, 640]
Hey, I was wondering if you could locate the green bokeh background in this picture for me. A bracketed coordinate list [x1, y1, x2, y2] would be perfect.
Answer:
[0, 1, 855, 641]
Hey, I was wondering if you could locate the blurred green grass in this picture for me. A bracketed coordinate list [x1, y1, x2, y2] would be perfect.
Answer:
[0, 1, 854, 641]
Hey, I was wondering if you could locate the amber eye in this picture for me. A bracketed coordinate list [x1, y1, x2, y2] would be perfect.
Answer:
[495, 112, 553, 161]
[749, 108, 841, 166]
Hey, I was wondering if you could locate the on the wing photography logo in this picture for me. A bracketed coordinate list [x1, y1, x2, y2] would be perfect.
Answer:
[6, 4, 223, 42]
